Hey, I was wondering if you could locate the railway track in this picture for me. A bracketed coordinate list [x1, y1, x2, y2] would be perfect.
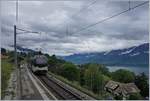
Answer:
[37, 75, 83, 100]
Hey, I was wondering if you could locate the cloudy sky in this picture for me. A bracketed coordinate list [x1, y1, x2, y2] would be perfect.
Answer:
[1, 0, 149, 56]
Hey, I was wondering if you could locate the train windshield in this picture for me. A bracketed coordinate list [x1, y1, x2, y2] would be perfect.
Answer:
[33, 55, 48, 67]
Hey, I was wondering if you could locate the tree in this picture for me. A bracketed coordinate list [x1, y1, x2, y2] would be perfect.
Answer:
[79, 67, 86, 86]
[61, 62, 80, 81]
[1, 48, 6, 55]
[48, 54, 67, 74]
[98, 65, 110, 76]
[84, 64, 104, 94]
[111, 69, 135, 83]
[135, 72, 149, 97]
[7, 51, 14, 58]
[48, 55, 58, 67]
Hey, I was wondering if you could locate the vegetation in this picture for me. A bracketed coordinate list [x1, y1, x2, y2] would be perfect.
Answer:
[1, 48, 25, 98]
[47, 56, 112, 99]
[45, 54, 149, 100]
[1, 48, 6, 55]
[2, 48, 147, 100]
[128, 93, 142, 100]
[44, 53, 149, 100]
[111, 69, 135, 83]
[1, 59, 14, 98]
[48, 55, 66, 74]
[135, 72, 149, 97]
[48, 71, 100, 99]
[61, 62, 80, 81]
[114, 94, 123, 100]
[83, 64, 105, 94]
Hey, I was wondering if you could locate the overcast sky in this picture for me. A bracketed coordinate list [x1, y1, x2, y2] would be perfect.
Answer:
[1, 0, 149, 56]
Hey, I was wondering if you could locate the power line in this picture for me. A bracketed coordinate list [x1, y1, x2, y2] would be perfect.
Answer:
[71, 1, 148, 54]
[62, 0, 97, 42]
[59, 0, 97, 28]
[64, 0, 98, 42]
[72, 0, 98, 18]
[72, 1, 149, 35]
[68, 0, 98, 24]
[16, 27, 40, 34]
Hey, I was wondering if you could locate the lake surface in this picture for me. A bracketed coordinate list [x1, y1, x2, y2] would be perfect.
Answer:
[107, 65, 149, 75]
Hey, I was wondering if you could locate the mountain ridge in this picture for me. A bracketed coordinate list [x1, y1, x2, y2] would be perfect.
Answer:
[61, 43, 149, 66]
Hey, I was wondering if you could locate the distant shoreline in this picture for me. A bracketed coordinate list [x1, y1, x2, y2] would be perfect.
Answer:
[106, 65, 149, 76]
[105, 64, 148, 67]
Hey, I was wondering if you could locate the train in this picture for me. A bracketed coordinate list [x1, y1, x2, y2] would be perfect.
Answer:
[30, 52, 48, 75]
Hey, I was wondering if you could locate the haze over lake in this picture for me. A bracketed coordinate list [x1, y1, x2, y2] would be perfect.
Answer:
[107, 65, 149, 75]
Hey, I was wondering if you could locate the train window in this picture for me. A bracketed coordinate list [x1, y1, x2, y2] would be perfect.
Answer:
[33, 55, 48, 67]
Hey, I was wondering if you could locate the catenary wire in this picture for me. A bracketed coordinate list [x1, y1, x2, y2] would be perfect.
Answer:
[72, 1, 149, 35]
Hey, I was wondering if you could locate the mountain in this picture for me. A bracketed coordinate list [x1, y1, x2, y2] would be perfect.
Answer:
[62, 43, 149, 66]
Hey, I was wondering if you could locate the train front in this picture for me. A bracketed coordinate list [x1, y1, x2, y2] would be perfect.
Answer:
[31, 54, 48, 75]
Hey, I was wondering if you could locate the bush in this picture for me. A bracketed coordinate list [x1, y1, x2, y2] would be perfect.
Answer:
[48, 54, 66, 74]
[111, 69, 135, 83]
[61, 62, 80, 81]
[1, 59, 14, 98]
[128, 93, 142, 100]
[98, 65, 110, 76]
[135, 72, 149, 97]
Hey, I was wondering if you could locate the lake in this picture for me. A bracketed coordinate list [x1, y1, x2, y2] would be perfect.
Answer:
[107, 65, 149, 75]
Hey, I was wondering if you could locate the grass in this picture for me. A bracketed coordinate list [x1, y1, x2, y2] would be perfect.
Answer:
[48, 71, 103, 100]
[1, 58, 14, 98]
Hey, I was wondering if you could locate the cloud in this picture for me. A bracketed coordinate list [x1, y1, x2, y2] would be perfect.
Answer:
[1, 0, 149, 56]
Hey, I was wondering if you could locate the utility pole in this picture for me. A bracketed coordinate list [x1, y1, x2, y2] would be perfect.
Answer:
[14, 23, 21, 100]
[15, 0, 22, 99]
[15, 0, 18, 68]
[14, 25, 17, 69]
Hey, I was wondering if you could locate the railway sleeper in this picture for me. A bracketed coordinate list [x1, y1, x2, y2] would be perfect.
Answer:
[48, 77, 82, 99]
